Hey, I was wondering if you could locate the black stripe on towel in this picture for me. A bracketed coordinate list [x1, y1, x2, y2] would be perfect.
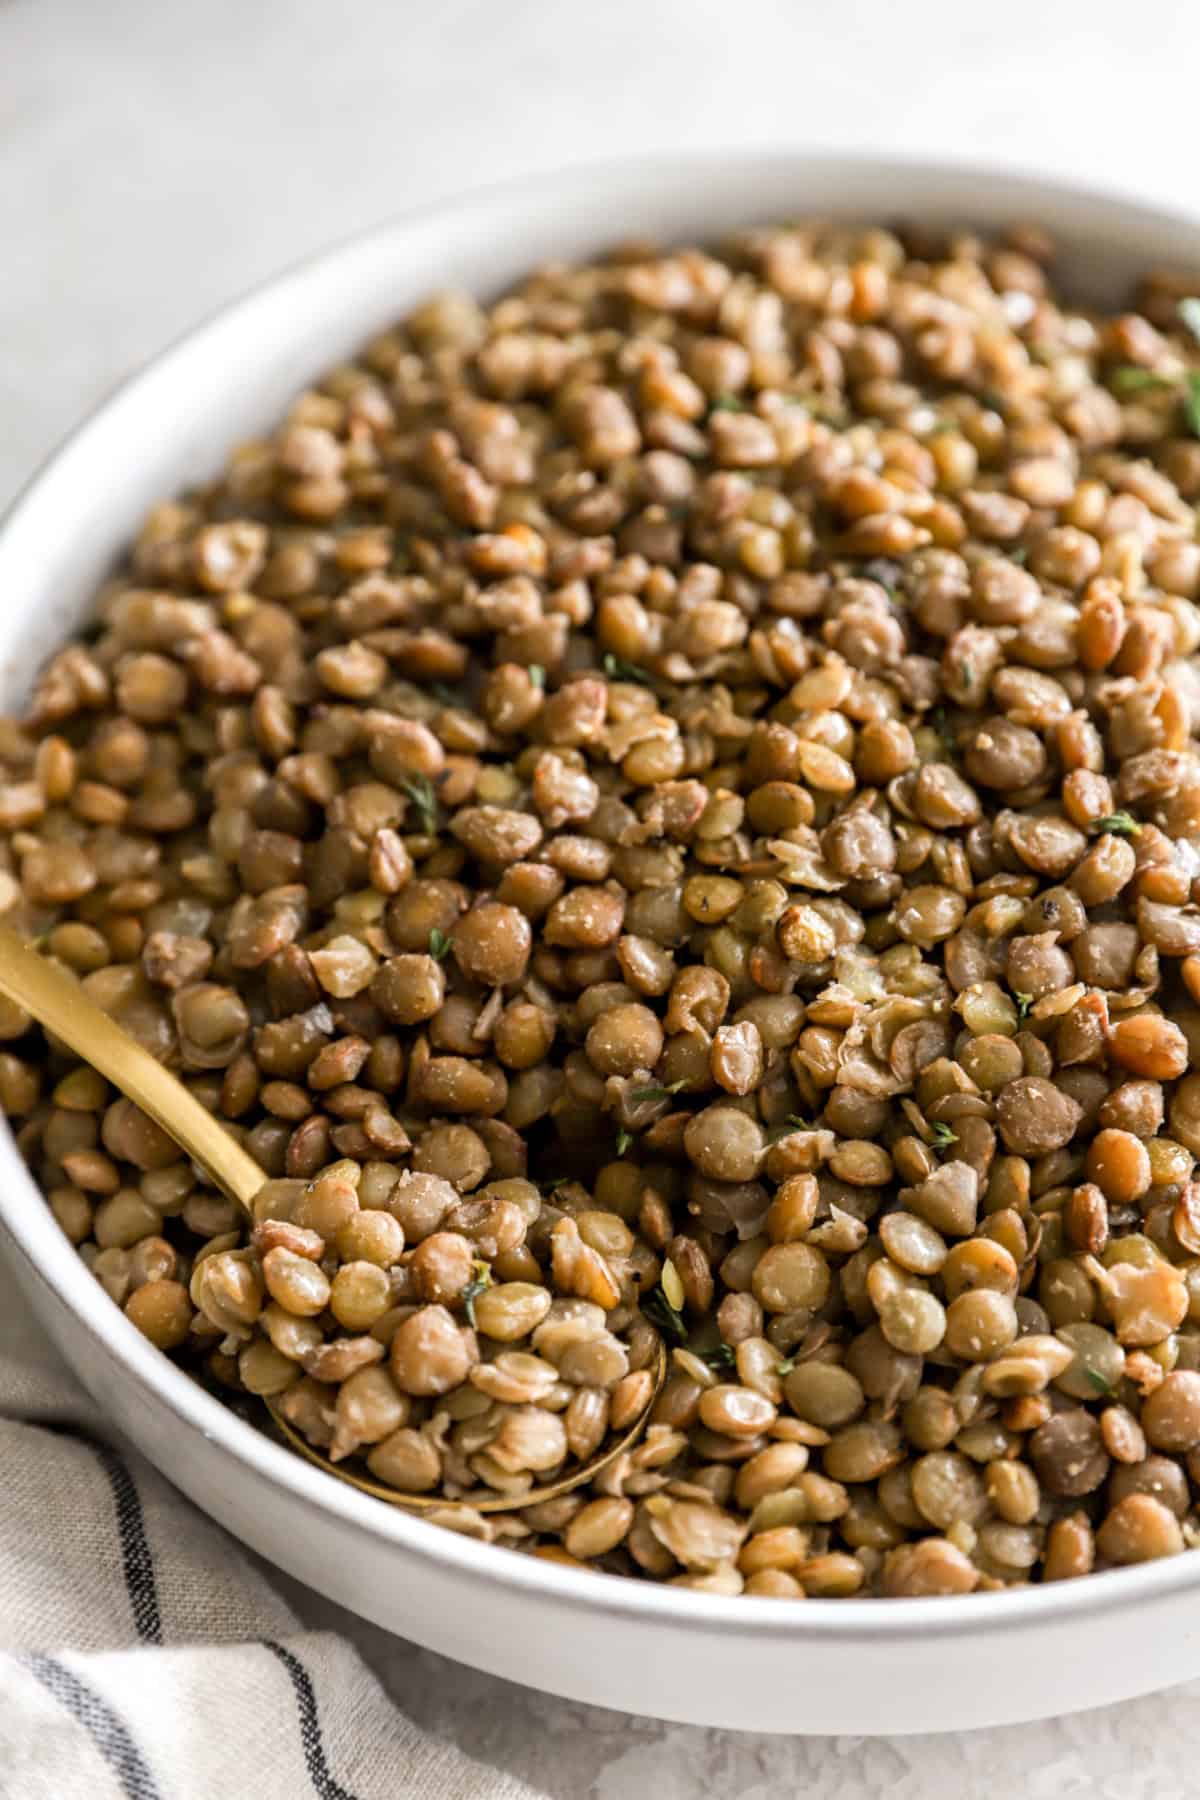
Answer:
[262, 1639, 363, 1800]
[23, 1654, 162, 1800]
[90, 1441, 163, 1646]
[39, 1423, 164, 1646]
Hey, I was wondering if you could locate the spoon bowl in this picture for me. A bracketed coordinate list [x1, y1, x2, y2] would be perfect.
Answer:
[266, 1369, 665, 1513]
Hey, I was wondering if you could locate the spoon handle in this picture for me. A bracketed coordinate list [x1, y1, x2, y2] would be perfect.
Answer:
[0, 924, 264, 1213]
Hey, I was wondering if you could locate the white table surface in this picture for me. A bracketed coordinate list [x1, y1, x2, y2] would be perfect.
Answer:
[6, 0, 1200, 1789]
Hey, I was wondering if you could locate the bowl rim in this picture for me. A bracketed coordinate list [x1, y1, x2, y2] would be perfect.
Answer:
[6, 144, 1200, 1641]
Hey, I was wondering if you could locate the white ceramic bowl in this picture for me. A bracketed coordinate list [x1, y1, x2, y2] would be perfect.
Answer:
[4, 152, 1200, 1736]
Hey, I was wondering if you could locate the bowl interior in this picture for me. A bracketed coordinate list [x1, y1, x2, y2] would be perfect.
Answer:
[5, 151, 1200, 1654]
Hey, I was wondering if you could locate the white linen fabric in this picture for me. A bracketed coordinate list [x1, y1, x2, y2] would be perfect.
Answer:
[0, 1295, 535, 1800]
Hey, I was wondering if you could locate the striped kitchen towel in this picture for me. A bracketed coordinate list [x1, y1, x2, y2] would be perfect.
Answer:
[0, 1279, 536, 1800]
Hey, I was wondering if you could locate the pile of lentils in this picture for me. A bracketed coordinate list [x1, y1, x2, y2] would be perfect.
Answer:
[11, 222, 1200, 1598]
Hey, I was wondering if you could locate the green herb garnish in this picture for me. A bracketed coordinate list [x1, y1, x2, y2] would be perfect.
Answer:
[775, 1356, 797, 1377]
[401, 773, 438, 835]
[699, 1342, 737, 1370]
[1008, 546, 1029, 565]
[603, 653, 653, 686]
[462, 1259, 492, 1329]
[528, 665, 546, 689]
[1185, 372, 1200, 439]
[428, 926, 451, 961]
[1109, 366, 1174, 395]
[930, 1122, 959, 1151]
[630, 1080, 688, 1103]
[930, 706, 958, 759]
[710, 393, 746, 412]
[643, 1284, 688, 1344]
[615, 1127, 633, 1156]
[1107, 326, 1200, 436]
[958, 659, 975, 691]
[1084, 1366, 1115, 1397]
[1090, 812, 1141, 838]
[1014, 990, 1034, 1024]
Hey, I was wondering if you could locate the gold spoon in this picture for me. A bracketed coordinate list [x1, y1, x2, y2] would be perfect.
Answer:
[0, 923, 666, 1513]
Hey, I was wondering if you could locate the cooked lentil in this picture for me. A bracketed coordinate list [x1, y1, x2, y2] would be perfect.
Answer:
[12, 218, 1200, 1595]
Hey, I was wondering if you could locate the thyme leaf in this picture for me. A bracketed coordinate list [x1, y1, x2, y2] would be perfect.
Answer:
[643, 1285, 688, 1344]
[930, 706, 958, 759]
[603, 653, 654, 687]
[428, 926, 451, 961]
[767, 1114, 811, 1142]
[1089, 812, 1141, 838]
[1185, 371, 1200, 439]
[630, 1080, 688, 1102]
[401, 774, 438, 835]
[1109, 366, 1174, 395]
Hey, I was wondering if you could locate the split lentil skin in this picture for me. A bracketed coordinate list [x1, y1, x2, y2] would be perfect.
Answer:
[11, 220, 1200, 1596]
